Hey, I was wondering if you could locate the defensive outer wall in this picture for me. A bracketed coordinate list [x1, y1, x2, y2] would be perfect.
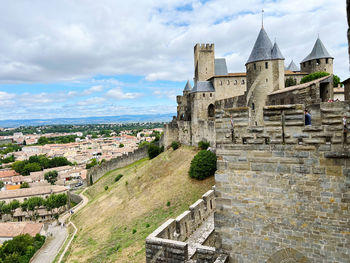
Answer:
[146, 189, 229, 263]
[214, 101, 350, 262]
[87, 147, 148, 185]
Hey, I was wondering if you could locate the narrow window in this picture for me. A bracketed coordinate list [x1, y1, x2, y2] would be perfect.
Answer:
[203, 93, 205, 97]
[234, 80, 237, 85]
[210, 93, 212, 97]
[254, 63, 256, 70]
[241, 79, 245, 84]
[265, 138, 270, 144]
[252, 103, 255, 110]
[266, 78, 268, 82]
[242, 138, 247, 144]
[227, 80, 230, 85]
[265, 62, 268, 69]
[326, 58, 329, 64]
[308, 61, 311, 65]
[210, 200, 213, 210]
[220, 80, 222, 85]
[199, 211, 201, 220]
[316, 59, 320, 65]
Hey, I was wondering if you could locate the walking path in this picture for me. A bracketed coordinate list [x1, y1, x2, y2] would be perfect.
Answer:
[30, 188, 89, 263]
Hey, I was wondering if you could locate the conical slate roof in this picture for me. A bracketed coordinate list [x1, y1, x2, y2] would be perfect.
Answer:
[271, 42, 284, 60]
[246, 28, 284, 64]
[301, 37, 333, 63]
[286, 60, 299, 71]
[183, 80, 192, 92]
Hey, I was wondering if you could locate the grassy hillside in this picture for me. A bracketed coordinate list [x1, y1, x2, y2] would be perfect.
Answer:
[64, 146, 215, 263]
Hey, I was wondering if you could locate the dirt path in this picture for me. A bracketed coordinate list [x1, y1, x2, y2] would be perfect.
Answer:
[30, 188, 89, 263]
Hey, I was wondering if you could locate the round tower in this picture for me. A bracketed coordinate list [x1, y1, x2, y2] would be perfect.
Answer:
[300, 37, 333, 74]
[245, 28, 285, 125]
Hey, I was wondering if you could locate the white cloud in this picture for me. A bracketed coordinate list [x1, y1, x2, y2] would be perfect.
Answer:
[82, 85, 104, 95]
[77, 97, 106, 106]
[153, 89, 178, 100]
[0, 0, 346, 84]
[105, 88, 142, 100]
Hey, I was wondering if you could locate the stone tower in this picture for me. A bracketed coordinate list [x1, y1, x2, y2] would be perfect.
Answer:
[245, 27, 285, 125]
[300, 37, 334, 74]
[194, 44, 215, 84]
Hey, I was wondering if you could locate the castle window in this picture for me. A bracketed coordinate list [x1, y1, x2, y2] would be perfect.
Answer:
[241, 79, 245, 85]
[265, 62, 268, 69]
[266, 78, 268, 82]
[316, 59, 320, 65]
[308, 61, 311, 65]
[303, 62, 306, 67]
[234, 80, 238, 85]
[220, 80, 222, 85]
[227, 80, 230, 85]
[203, 93, 205, 97]
[252, 103, 255, 110]
[210, 93, 212, 97]
[208, 104, 215, 118]
[326, 58, 329, 64]
[254, 63, 256, 70]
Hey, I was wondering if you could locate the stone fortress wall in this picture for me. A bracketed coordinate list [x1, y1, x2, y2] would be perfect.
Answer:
[214, 101, 350, 262]
[146, 189, 229, 263]
[87, 146, 148, 185]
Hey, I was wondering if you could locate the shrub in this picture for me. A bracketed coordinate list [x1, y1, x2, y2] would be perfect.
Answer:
[132, 229, 137, 234]
[171, 141, 180, 150]
[166, 201, 171, 207]
[104, 186, 108, 191]
[333, 74, 340, 87]
[20, 182, 30, 188]
[148, 143, 161, 159]
[198, 140, 210, 150]
[114, 174, 123, 182]
[138, 141, 150, 149]
[300, 72, 329, 84]
[189, 150, 217, 180]
[146, 223, 150, 228]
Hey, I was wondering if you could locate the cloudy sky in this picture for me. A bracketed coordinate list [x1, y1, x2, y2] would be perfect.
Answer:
[0, 0, 348, 120]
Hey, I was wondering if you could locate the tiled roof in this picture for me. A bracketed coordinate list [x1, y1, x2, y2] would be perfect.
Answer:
[301, 37, 333, 63]
[215, 58, 228, 76]
[286, 60, 299, 72]
[183, 80, 192, 92]
[0, 170, 19, 178]
[191, 81, 215, 93]
[0, 185, 67, 200]
[269, 75, 331, 95]
[0, 222, 43, 237]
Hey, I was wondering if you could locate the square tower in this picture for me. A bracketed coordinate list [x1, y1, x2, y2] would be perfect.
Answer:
[194, 44, 215, 83]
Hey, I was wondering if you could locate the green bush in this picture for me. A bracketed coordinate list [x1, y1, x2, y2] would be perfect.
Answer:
[285, 77, 297, 87]
[171, 141, 180, 150]
[189, 150, 217, 180]
[146, 223, 150, 228]
[333, 74, 340, 87]
[166, 201, 171, 207]
[198, 141, 210, 150]
[148, 143, 161, 159]
[132, 229, 137, 234]
[300, 72, 330, 84]
[104, 186, 108, 191]
[114, 174, 123, 182]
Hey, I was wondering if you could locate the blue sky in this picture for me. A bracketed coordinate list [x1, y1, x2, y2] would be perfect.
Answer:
[0, 0, 347, 120]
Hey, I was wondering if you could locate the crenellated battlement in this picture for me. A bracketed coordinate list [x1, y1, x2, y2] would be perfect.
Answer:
[194, 43, 215, 52]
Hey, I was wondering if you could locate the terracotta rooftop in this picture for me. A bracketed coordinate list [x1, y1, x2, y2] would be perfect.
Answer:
[334, 87, 344, 93]
[0, 222, 43, 237]
[0, 185, 67, 200]
[0, 170, 19, 178]
[284, 70, 308, 75]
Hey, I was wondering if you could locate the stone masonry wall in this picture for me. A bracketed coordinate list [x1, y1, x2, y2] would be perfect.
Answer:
[214, 100, 350, 262]
[87, 146, 148, 185]
[146, 190, 217, 262]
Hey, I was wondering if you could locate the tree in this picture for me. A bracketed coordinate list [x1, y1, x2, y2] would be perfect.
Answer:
[0, 181, 4, 189]
[148, 144, 161, 159]
[44, 171, 58, 185]
[38, 136, 49, 145]
[22, 163, 41, 175]
[333, 74, 341, 87]
[20, 182, 29, 188]
[86, 158, 97, 169]
[119, 143, 124, 148]
[189, 150, 217, 180]
[285, 77, 297, 87]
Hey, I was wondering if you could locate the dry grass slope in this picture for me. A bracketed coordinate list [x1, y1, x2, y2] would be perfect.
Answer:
[65, 146, 214, 263]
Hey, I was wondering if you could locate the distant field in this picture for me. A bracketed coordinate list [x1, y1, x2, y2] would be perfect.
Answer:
[64, 146, 215, 263]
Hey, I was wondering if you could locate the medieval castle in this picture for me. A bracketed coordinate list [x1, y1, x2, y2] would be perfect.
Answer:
[146, 25, 350, 263]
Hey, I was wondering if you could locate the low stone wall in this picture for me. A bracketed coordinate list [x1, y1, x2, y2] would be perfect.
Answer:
[87, 147, 148, 185]
[69, 193, 82, 205]
[146, 189, 223, 262]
